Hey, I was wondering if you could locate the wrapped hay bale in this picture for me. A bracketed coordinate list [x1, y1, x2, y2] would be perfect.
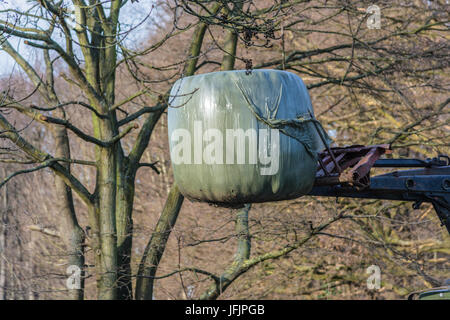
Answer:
[168, 69, 330, 205]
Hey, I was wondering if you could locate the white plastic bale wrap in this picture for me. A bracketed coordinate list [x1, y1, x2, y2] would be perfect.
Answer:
[168, 69, 331, 205]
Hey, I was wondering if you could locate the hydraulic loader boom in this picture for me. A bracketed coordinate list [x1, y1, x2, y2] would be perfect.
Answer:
[307, 145, 450, 234]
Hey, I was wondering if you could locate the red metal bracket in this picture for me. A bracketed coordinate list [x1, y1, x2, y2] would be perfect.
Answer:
[315, 144, 391, 188]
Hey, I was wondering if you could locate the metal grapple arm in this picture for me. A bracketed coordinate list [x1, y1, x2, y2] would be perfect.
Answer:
[307, 145, 450, 234]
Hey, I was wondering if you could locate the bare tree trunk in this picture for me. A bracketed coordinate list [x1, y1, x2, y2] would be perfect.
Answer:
[220, 2, 243, 71]
[0, 168, 7, 300]
[116, 107, 165, 299]
[46, 39, 85, 298]
[97, 142, 118, 300]
[116, 154, 135, 300]
[53, 123, 85, 300]
[135, 185, 184, 300]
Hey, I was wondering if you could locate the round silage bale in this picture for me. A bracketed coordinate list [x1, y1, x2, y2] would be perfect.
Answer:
[168, 69, 330, 205]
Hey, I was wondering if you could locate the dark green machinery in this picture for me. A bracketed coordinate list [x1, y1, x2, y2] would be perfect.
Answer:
[408, 280, 450, 300]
